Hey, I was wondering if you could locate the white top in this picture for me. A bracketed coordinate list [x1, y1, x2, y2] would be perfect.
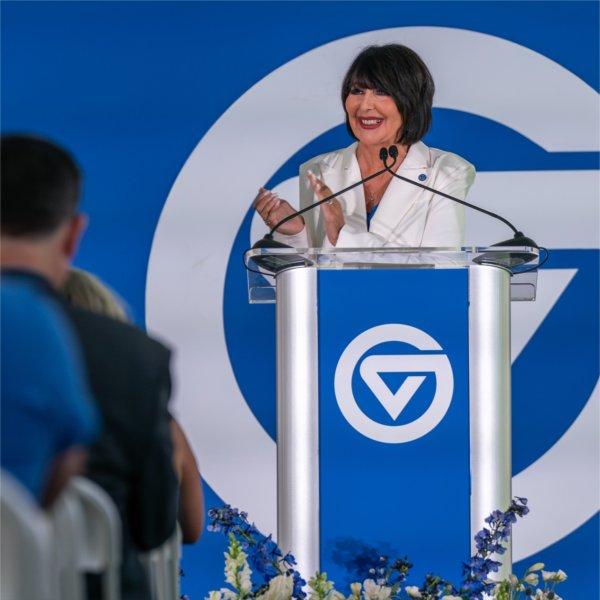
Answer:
[274, 141, 476, 248]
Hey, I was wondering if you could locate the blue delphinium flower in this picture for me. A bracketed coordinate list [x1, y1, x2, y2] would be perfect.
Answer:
[208, 504, 306, 598]
[459, 497, 530, 600]
[208, 498, 531, 600]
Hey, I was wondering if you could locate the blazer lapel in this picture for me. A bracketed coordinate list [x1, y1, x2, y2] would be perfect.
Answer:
[314, 141, 432, 245]
[318, 143, 367, 237]
[369, 141, 431, 242]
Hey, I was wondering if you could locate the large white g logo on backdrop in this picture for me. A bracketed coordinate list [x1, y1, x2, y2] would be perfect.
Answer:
[146, 27, 598, 560]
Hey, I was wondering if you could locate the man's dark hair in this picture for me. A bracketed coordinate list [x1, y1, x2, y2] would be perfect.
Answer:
[1, 134, 81, 237]
[341, 44, 435, 146]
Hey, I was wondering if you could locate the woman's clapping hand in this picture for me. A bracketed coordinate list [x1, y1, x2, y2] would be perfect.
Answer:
[306, 170, 345, 246]
[252, 188, 304, 235]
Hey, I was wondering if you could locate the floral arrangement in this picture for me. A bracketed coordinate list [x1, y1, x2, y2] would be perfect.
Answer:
[204, 498, 566, 600]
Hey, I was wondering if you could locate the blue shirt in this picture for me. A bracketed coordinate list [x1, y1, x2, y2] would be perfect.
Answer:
[1, 279, 99, 501]
[367, 203, 379, 229]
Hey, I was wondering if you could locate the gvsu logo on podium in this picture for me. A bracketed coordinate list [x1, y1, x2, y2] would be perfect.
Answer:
[334, 324, 454, 444]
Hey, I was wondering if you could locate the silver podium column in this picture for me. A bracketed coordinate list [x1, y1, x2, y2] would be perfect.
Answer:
[276, 267, 319, 578]
[469, 265, 512, 579]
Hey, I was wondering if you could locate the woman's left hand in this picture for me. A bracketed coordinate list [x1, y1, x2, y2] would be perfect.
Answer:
[307, 170, 345, 246]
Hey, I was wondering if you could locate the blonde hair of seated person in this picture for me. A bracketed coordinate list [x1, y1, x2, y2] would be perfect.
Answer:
[63, 268, 129, 323]
[62, 267, 204, 543]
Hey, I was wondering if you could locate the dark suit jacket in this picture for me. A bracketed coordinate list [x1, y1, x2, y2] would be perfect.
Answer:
[3, 271, 179, 600]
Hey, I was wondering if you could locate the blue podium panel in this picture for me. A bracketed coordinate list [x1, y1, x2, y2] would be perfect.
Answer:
[317, 268, 470, 588]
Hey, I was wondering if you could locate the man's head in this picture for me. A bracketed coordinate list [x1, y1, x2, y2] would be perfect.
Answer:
[1, 134, 86, 287]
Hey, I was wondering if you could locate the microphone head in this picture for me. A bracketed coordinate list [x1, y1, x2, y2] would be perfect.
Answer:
[252, 235, 292, 250]
[491, 232, 539, 249]
[473, 232, 540, 269]
[249, 236, 313, 273]
[388, 145, 399, 159]
[379, 147, 389, 162]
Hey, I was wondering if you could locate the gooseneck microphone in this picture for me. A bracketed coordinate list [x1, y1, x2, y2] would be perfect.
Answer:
[252, 150, 397, 250]
[249, 144, 541, 272]
[381, 144, 541, 265]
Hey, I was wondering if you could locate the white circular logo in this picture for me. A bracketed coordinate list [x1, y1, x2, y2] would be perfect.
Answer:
[335, 324, 454, 443]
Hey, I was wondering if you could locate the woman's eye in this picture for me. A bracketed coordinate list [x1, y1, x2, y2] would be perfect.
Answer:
[349, 87, 364, 95]
[374, 89, 390, 96]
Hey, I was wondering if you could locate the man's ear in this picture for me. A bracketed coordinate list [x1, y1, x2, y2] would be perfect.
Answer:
[63, 213, 88, 260]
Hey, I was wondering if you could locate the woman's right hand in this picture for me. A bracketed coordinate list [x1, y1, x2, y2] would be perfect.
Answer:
[253, 188, 304, 235]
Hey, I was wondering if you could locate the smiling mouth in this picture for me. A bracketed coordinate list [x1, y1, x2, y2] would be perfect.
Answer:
[358, 117, 384, 129]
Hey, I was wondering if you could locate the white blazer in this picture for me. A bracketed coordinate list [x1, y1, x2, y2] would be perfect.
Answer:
[274, 141, 475, 248]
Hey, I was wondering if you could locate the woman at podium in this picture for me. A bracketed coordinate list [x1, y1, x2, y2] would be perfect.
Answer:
[253, 44, 475, 248]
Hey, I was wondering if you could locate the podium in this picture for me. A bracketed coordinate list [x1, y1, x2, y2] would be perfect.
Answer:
[245, 247, 538, 587]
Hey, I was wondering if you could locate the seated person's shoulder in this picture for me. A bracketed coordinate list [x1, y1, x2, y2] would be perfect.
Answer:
[3, 280, 62, 324]
[66, 305, 170, 366]
[3, 282, 83, 364]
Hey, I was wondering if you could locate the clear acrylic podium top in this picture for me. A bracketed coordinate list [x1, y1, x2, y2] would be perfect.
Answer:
[244, 246, 539, 304]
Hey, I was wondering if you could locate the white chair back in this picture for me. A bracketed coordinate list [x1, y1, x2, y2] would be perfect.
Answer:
[1, 471, 56, 600]
[70, 476, 122, 600]
[139, 526, 182, 600]
[49, 483, 87, 600]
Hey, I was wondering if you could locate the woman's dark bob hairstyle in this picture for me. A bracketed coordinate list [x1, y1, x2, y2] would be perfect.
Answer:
[341, 44, 435, 146]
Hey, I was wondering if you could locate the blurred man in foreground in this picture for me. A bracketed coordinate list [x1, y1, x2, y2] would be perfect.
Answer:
[1, 134, 179, 600]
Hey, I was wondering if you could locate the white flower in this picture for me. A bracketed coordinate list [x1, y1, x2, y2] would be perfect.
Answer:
[527, 562, 545, 572]
[240, 566, 252, 595]
[224, 559, 251, 595]
[523, 573, 539, 585]
[554, 569, 567, 582]
[362, 579, 392, 600]
[223, 539, 252, 596]
[308, 572, 338, 599]
[541, 569, 567, 583]
[491, 582, 517, 598]
[405, 586, 422, 599]
[256, 574, 293, 600]
[205, 590, 236, 600]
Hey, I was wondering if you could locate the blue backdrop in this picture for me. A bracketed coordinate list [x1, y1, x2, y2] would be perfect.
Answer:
[2, 2, 598, 598]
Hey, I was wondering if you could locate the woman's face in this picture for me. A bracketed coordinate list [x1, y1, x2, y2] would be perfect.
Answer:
[345, 85, 403, 148]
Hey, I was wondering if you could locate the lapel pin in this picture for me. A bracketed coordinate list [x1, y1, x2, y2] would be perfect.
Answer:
[418, 173, 427, 182]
